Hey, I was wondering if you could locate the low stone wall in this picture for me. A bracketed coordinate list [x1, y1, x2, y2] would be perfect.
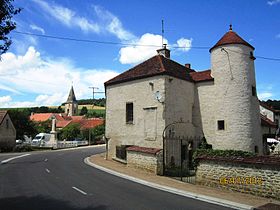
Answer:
[196, 156, 280, 200]
[126, 146, 162, 174]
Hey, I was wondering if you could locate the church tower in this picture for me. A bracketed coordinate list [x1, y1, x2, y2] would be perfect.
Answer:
[210, 25, 263, 154]
[65, 86, 78, 116]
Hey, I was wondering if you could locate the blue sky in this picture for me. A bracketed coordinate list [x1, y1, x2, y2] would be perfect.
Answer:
[0, 0, 279, 107]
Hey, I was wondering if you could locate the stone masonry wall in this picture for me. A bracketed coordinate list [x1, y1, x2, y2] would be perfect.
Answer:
[196, 159, 280, 200]
[127, 150, 163, 174]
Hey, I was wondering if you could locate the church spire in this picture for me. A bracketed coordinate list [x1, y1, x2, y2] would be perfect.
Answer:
[66, 86, 77, 103]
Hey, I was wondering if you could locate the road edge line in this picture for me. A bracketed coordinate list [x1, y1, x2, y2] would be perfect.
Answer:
[1, 153, 31, 164]
[84, 157, 253, 210]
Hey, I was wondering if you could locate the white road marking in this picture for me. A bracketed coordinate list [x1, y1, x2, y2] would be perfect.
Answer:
[1, 154, 30, 164]
[72, 186, 87, 195]
[44, 158, 48, 162]
[45, 168, 50, 173]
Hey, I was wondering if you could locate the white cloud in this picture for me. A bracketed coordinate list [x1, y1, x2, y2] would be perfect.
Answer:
[258, 92, 273, 100]
[175, 38, 192, 52]
[0, 46, 119, 108]
[119, 33, 192, 64]
[119, 33, 167, 64]
[267, 0, 280, 5]
[32, 0, 100, 33]
[30, 24, 45, 34]
[94, 6, 136, 41]
[0, 96, 12, 107]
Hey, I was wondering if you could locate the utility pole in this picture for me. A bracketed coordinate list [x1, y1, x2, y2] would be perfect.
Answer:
[88, 86, 105, 106]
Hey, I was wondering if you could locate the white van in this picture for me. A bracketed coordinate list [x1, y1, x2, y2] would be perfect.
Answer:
[32, 133, 51, 147]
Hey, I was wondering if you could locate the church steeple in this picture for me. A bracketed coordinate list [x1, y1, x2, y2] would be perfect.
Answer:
[66, 86, 77, 103]
[65, 85, 78, 116]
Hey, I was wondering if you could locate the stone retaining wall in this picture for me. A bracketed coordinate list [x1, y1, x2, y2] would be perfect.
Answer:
[126, 146, 163, 174]
[196, 156, 280, 200]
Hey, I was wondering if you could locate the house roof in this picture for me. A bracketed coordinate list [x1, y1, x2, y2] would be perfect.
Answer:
[105, 55, 193, 86]
[30, 113, 54, 122]
[190, 70, 214, 82]
[80, 118, 104, 130]
[261, 114, 277, 128]
[259, 101, 277, 113]
[56, 120, 72, 128]
[0, 110, 8, 124]
[66, 86, 77, 103]
[209, 26, 254, 52]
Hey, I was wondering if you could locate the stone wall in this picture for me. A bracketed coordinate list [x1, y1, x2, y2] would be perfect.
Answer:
[0, 113, 16, 150]
[126, 146, 163, 174]
[196, 157, 280, 200]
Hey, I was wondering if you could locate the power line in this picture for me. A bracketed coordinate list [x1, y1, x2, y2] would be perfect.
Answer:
[13, 30, 280, 61]
[13, 30, 209, 49]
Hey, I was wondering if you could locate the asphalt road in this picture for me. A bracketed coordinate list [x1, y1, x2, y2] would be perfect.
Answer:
[0, 146, 234, 210]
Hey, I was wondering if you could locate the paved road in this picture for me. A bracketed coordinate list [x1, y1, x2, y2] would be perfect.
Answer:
[0, 146, 234, 210]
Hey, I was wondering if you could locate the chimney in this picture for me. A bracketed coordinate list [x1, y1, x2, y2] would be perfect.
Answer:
[157, 44, 170, 59]
[185, 63, 191, 69]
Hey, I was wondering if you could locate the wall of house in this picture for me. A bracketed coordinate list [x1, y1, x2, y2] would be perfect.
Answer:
[260, 105, 274, 122]
[0, 114, 16, 150]
[106, 76, 166, 158]
[164, 77, 196, 136]
[210, 44, 263, 154]
[196, 159, 280, 200]
[193, 81, 215, 145]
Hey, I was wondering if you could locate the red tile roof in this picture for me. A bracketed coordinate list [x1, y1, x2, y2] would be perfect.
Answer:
[56, 120, 72, 128]
[80, 118, 104, 130]
[190, 70, 214, 82]
[0, 110, 8, 124]
[126, 146, 162, 155]
[261, 114, 277, 128]
[30, 113, 53, 122]
[210, 30, 254, 52]
[105, 55, 193, 86]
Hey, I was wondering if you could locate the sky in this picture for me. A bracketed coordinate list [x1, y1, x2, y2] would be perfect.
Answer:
[0, 0, 279, 108]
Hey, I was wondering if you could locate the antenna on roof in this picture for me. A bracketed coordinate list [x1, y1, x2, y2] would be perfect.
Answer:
[161, 19, 164, 47]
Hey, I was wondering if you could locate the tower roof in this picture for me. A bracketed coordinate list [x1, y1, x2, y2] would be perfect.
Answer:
[66, 86, 77, 103]
[210, 25, 254, 52]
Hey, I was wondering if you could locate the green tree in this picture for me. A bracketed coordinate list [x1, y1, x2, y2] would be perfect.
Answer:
[60, 123, 81, 140]
[0, 0, 21, 55]
[8, 109, 37, 139]
[80, 106, 88, 116]
[34, 120, 51, 133]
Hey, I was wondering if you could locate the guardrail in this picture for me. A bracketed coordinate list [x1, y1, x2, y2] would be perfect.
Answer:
[31, 140, 89, 149]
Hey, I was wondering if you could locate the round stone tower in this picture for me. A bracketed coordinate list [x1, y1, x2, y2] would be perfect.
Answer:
[210, 25, 262, 154]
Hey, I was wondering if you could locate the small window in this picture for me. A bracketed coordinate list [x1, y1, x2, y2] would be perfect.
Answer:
[126, 103, 133, 124]
[252, 86, 257, 96]
[217, 120, 225, 130]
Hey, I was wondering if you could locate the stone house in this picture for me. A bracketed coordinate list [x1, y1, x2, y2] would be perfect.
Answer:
[259, 101, 279, 136]
[105, 26, 265, 172]
[0, 111, 16, 150]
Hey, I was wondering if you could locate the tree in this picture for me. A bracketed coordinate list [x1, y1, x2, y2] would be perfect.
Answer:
[0, 0, 21, 55]
[8, 109, 37, 139]
[80, 106, 88, 116]
[60, 123, 81, 140]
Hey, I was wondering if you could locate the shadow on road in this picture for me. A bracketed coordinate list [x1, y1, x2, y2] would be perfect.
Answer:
[0, 195, 107, 210]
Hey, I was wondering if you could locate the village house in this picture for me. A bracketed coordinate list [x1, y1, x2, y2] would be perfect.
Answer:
[30, 86, 104, 134]
[259, 101, 279, 136]
[0, 110, 16, 150]
[105, 26, 267, 172]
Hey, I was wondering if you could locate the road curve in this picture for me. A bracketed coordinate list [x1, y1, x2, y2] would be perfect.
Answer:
[0, 146, 233, 210]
